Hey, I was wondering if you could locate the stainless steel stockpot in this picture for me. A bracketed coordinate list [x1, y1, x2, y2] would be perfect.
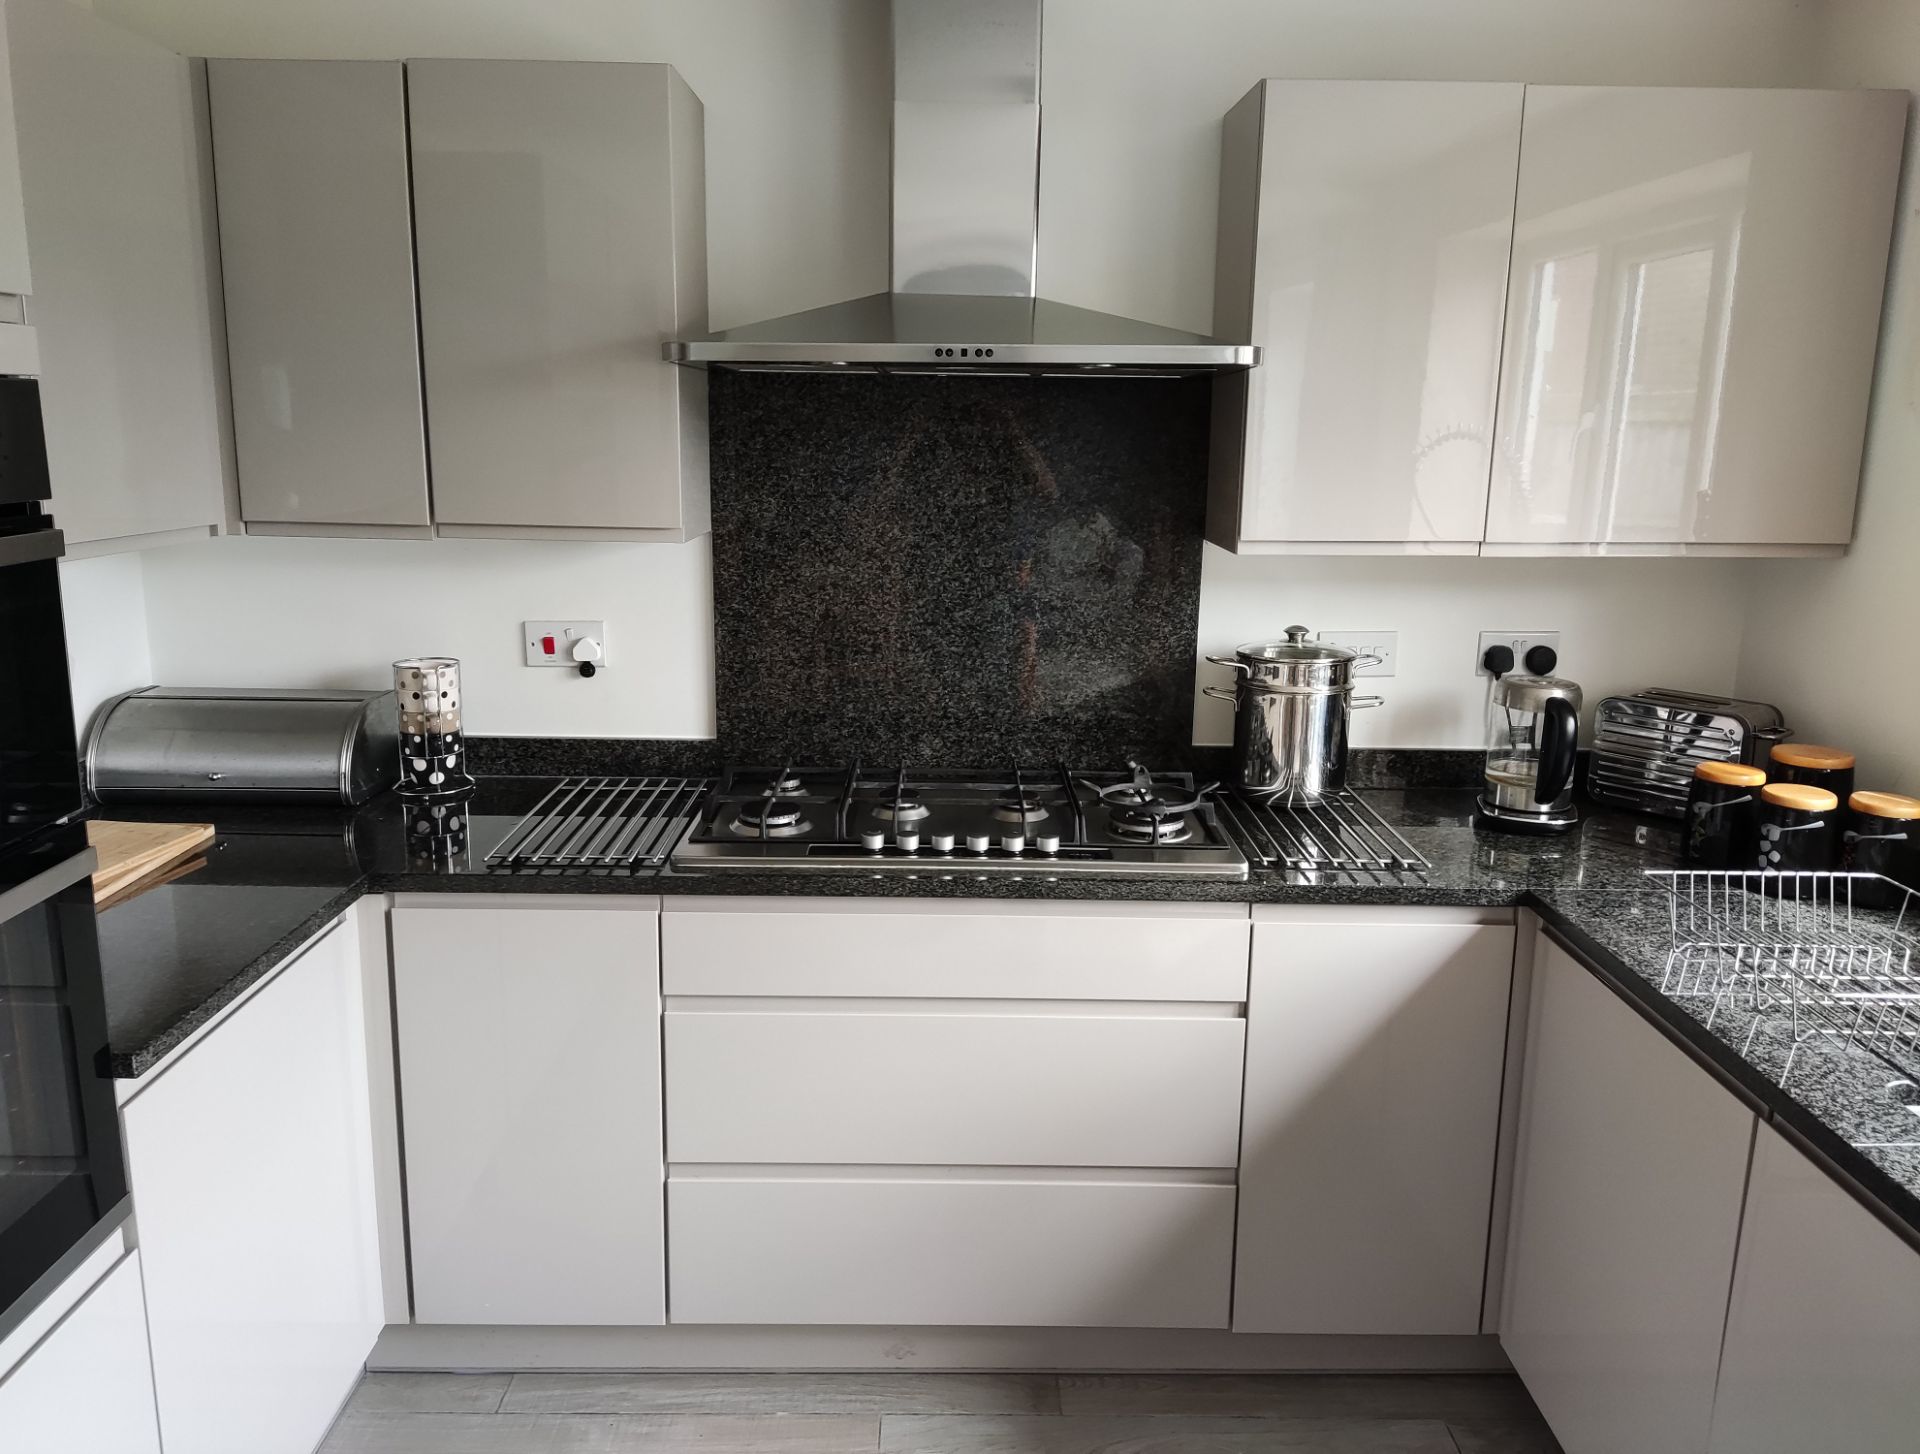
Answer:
[1203, 627, 1383, 797]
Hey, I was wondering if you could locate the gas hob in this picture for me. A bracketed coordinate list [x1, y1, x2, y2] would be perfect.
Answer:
[671, 762, 1250, 879]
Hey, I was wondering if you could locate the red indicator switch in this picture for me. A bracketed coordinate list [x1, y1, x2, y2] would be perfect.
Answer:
[541, 635, 556, 656]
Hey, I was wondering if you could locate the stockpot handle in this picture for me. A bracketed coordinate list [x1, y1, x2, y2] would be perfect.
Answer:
[1351, 694, 1385, 709]
[1204, 654, 1250, 677]
[1201, 684, 1239, 703]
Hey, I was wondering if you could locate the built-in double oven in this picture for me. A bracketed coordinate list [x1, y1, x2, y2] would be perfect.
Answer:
[0, 374, 128, 1344]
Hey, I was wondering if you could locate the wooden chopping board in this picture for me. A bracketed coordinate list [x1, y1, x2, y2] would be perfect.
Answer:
[87, 820, 215, 906]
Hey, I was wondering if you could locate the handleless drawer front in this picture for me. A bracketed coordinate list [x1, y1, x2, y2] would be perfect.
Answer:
[665, 1007, 1246, 1168]
[667, 1173, 1235, 1328]
[660, 898, 1251, 1001]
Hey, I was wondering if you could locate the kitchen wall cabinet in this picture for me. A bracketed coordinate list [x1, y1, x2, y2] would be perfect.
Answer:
[207, 60, 430, 536]
[0, 1, 33, 302]
[1233, 911, 1515, 1334]
[1707, 1123, 1920, 1453]
[1208, 80, 1523, 555]
[661, 897, 1246, 1329]
[7, 0, 227, 554]
[1501, 936, 1755, 1454]
[1210, 82, 1903, 557]
[1485, 86, 1904, 556]
[391, 896, 665, 1326]
[408, 60, 709, 541]
[122, 920, 383, 1454]
[0, 1251, 160, 1454]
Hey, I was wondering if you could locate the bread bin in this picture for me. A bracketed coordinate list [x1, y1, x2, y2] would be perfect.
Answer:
[84, 687, 400, 804]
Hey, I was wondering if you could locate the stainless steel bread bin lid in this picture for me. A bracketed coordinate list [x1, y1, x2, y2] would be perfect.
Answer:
[84, 687, 400, 804]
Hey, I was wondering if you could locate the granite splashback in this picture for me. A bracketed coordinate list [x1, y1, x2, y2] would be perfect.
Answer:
[709, 371, 1213, 766]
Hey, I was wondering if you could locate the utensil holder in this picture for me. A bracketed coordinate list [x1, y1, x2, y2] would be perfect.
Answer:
[393, 657, 476, 799]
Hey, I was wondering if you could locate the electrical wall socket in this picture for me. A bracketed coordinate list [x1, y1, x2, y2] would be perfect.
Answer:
[1317, 630, 1397, 678]
[523, 620, 608, 669]
[1476, 629, 1561, 678]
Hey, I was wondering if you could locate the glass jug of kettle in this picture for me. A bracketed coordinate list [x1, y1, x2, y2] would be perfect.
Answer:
[1477, 674, 1582, 834]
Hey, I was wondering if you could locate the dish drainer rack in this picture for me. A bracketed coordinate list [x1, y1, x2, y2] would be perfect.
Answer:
[1651, 870, 1920, 1079]
[1217, 787, 1429, 876]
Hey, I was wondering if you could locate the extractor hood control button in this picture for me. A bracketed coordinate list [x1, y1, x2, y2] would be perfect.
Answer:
[860, 829, 886, 852]
[929, 833, 956, 852]
[965, 834, 992, 853]
[1034, 834, 1060, 854]
[895, 831, 920, 853]
[1001, 833, 1026, 854]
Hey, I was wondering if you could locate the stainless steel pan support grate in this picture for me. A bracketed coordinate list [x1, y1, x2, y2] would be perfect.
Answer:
[1219, 787, 1429, 875]
[1652, 870, 1920, 1080]
[487, 776, 711, 871]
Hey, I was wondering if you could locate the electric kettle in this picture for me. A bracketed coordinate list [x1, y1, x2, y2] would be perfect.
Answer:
[1477, 673, 1582, 834]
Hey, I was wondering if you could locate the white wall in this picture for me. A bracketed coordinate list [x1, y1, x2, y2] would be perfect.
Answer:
[59, 554, 150, 738]
[84, 0, 1838, 746]
[1736, 0, 1920, 793]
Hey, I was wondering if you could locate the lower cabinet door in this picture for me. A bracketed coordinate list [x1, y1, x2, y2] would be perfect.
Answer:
[1708, 1123, 1920, 1453]
[393, 898, 664, 1325]
[1500, 939, 1754, 1454]
[0, 1252, 161, 1454]
[1233, 915, 1515, 1333]
[124, 923, 383, 1454]
[668, 1174, 1235, 1328]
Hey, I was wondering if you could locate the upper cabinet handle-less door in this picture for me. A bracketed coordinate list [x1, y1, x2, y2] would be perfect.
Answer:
[1485, 86, 1906, 555]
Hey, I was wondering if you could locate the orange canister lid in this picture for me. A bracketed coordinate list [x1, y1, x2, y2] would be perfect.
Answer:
[1694, 760, 1766, 788]
[1849, 791, 1920, 821]
[1761, 782, 1839, 813]
[1770, 743, 1856, 771]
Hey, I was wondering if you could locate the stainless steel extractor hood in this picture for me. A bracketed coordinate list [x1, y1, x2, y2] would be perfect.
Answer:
[665, 0, 1257, 375]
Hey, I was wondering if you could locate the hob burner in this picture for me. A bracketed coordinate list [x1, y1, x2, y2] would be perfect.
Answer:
[732, 800, 810, 838]
[871, 798, 931, 822]
[1107, 807, 1195, 844]
[992, 796, 1051, 825]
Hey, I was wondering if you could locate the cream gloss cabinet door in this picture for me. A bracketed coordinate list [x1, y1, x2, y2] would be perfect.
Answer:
[392, 897, 665, 1325]
[1486, 86, 1904, 554]
[206, 60, 430, 535]
[1707, 1123, 1920, 1453]
[0, 1, 32, 297]
[7, 0, 226, 552]
[122, 923, 383, 1454]
[407, 60, 709, 541]
[1208, 79, 1522, 553]
[0, 1253, 160, 1454]
[1232, 914, 1515, 1333]
[1500, 938, 1755, 1454]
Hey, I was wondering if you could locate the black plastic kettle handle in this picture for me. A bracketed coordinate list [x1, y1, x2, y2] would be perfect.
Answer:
[1536, 696, 1578, 805]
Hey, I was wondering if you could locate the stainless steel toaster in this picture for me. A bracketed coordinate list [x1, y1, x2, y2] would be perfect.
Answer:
[84, 687, 400, 804]
[1588, 688, 1789, 819]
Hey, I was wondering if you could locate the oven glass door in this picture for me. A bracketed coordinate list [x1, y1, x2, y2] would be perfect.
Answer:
[0, 840, 127, 1326]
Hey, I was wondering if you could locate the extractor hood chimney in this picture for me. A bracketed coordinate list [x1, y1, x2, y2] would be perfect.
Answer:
[665, 0, 1257, 374]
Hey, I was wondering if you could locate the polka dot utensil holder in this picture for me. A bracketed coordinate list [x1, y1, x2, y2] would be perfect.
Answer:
[393, 657, 477, 799]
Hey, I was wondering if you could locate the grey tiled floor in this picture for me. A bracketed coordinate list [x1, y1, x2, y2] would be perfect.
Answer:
[321, 1372, 1562, 1452]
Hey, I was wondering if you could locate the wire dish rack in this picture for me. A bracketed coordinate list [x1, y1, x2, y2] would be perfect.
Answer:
[486, 776, 710, 872]
[1651, 870, 1920, 1080]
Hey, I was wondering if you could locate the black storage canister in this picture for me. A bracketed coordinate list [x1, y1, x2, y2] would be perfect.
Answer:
[1684, 759, 1766, 869]
[1769, 742, 1856, 803]
[1843, 791, 1920, 909]
[1754, 782, 1841, 876]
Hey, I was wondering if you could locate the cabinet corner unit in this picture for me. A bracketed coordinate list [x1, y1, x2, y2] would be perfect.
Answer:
[205, 58, 710, 542]
[1209, 80, 1906, 558]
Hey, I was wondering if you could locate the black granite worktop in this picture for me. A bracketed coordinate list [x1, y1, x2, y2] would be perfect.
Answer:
[91, 774, 1920, 1249]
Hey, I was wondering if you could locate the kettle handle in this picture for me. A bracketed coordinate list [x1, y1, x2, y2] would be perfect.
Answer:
[1536, 696, 1579, 805]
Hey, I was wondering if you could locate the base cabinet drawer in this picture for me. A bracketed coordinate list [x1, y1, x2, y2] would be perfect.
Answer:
[665, 1009, 1245, 1167]
[667, 1175, 1235, 1328]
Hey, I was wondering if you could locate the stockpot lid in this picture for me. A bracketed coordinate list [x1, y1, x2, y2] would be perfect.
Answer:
[1234, 626, 1358, 664]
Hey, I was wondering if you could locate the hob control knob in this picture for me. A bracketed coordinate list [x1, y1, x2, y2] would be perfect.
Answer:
[896, 831, 921, 853]
[1001, 833, 1026, 853]
[929, 833, 956, 852]
[965, 833, 992, 853]
[860, 829, 886, 852]
[1034, 834, 1061, 854]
